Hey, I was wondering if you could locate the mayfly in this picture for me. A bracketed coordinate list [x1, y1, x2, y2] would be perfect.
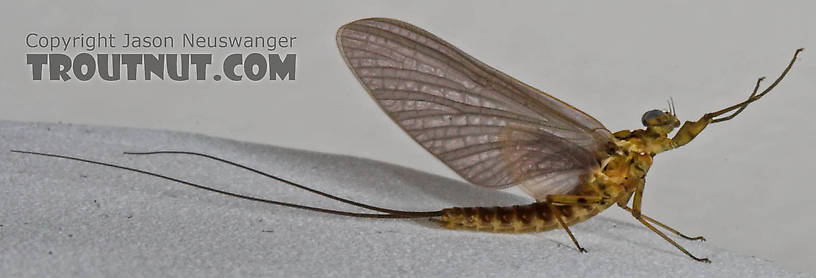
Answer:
[12, 18, 803, 263]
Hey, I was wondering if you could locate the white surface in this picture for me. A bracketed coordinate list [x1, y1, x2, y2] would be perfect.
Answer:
[0, 121, 809, 277]
[1, 0, 815, 273]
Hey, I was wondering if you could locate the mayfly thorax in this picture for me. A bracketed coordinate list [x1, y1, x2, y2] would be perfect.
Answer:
[12, 18, 803, 263]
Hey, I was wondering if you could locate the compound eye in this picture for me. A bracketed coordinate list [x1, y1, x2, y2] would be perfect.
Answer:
[641, 109, 665, 126]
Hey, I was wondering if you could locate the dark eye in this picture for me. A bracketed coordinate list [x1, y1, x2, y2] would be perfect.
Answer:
[641, 109, 665, 126]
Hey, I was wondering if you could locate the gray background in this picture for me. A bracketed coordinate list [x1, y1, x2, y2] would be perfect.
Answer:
[1, 0, 814, 273]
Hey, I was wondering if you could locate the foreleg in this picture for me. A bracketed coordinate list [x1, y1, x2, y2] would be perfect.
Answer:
[667, 48, 803, 151]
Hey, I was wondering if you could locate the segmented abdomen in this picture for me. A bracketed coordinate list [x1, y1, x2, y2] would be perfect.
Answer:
[436, 202, 600, 233]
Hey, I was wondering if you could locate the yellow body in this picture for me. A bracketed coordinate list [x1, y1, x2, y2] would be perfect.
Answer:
[434, 89, 725, 233]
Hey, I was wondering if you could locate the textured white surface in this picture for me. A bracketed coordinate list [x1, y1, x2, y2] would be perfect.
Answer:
[0, 121, 808, 277]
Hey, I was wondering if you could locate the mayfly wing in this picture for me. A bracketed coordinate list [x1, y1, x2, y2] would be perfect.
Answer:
[336, 18, 614, 199]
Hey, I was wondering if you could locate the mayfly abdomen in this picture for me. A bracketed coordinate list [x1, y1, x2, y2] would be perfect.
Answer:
[436, 202, 602, 233]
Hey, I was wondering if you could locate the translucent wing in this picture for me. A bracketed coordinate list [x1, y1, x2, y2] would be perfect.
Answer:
[336, 18, 614, 200]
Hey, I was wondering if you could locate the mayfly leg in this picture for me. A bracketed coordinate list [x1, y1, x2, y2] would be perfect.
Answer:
[547, 202, 587, 253]
[710, 76, 765, 123]
[627, 180, 710, 261]
[633, 213, 711, 263]
[543, 193, 619, 253]
[619, 206, 705, 241]
[668, 48, 803, 151]
[708, 48, 803, 123]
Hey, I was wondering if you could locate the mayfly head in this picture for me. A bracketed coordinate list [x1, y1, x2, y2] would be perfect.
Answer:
[641, 109, 680, 134]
